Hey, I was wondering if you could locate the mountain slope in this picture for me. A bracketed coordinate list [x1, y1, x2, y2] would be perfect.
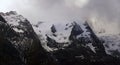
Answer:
[100, 34, 120, 58]
[0, 11, 57, 65]
[33, 20, 120, 65]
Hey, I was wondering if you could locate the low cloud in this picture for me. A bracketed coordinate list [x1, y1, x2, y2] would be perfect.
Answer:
[0, 0, 120, 34]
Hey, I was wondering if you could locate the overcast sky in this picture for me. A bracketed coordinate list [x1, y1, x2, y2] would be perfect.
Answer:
[0, 0, 120, 35]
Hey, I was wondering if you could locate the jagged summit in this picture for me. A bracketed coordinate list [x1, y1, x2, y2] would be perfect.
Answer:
[0, 11, 17, 15]
[69, 22, 84, 40]
[71, 22, 84, 35]
[32, 21, 104, 54]
[0, 11, 27, 33]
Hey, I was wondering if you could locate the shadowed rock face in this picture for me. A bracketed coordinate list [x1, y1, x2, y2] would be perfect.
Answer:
[84, 21, 106, 55]
[0, 15, 6, 23]
[0, 21, 23, 65]
[51, 24, 57, 33]
[0, 36, 24, 65]
[69, 22, 84, 40]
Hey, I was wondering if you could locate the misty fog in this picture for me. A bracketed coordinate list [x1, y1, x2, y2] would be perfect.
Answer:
[0, 0, 120, 35]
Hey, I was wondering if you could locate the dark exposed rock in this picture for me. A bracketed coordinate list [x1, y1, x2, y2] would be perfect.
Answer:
[51, 24, 57, 33]
[0, 36, 24, 65]
[84, 21, 106, 55]
[69, 22, 84, 40]
[0, 15, 6, 23]
[46, 35, 58, 48]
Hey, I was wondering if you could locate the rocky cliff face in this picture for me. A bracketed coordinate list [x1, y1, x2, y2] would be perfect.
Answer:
[0, 35, 24, 65]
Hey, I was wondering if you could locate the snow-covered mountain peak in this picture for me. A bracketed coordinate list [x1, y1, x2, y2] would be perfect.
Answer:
[33, 21, 94, 41]
[0, 11, 17, 16]
[0, 11, 27, 33]
[32, 21, 98, 52]
[33, 21, 89, 43]
[1, 11, 26, 25]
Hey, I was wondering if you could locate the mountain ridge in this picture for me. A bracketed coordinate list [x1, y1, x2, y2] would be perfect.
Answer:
[0, 11, 120, 65]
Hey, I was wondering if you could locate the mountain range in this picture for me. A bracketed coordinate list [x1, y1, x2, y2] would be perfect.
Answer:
[0, 11, 120, 65]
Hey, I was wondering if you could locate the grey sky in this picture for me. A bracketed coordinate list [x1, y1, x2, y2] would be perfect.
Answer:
[0, 0, 120, 34]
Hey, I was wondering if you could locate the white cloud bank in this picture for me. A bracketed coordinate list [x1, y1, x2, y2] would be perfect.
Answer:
[0, 0, 120, 35]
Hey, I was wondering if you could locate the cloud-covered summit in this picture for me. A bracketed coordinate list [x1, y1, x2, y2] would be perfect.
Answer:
[0, 0, 120, 35]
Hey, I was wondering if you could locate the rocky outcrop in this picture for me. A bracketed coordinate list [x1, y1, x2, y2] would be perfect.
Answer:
[51, 25, 57, 33]
[69, 22, 84, 40]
